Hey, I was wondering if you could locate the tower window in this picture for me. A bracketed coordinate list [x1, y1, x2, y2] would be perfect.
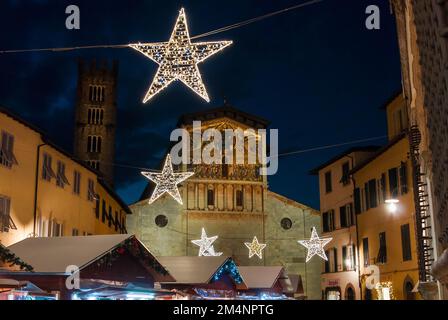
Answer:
[89, 85, 106, 102]
[87, 160, 100, 171]
[87, 136, 102, 153]
[88, 108, 104, 125]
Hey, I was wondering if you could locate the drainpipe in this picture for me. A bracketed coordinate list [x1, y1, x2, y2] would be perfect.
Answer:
[347, 154, 363, 300]
[33, 143, 46, 237]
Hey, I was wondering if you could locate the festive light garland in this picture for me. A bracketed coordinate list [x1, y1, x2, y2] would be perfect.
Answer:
[244, 236, 267, 259]
[141, 154, 194, 205]
[191, 228, 223, 256]
[297, 226, 332, 262]
[95, 237, 169, 276]
[130, 8, 232, 103]
[212, 260, 243, 284]
[0, 245, 34, 272]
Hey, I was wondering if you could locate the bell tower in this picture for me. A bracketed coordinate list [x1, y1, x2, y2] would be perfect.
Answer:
[74, 59, 118, 186]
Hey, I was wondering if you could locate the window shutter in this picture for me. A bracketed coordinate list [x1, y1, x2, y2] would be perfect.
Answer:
[389, 168, 399, 198]
[400, 162, 408, 195]
[340, 206, 347, 228]
[322, 211, 329, 232]
[369, 179, 378, 208]
[364, 183, 370, 211]
[401, 224, 412, 261]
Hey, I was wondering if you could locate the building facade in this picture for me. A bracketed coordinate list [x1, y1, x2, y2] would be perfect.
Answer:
[0, 107, 130, 247]
[351, 95, 420, 300]
[391, 0, 448, 296]
[310, 146, 379, 300]
[127, 105, 322, 299]
[74, 60, 118, 187]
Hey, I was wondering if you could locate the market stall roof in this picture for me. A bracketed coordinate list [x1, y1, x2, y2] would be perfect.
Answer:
[287, 274, 305, 296]
[6, 235, 170, 280]
[158, 256, 230, 284]
[238, 266, 284, 289]
[0, 279, 45, 293]
[7, 235, 131, 273]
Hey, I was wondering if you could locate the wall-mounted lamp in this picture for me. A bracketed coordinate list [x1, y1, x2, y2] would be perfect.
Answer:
[385, 199, 399, 213]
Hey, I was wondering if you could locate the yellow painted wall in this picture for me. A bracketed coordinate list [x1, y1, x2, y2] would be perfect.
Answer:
[355, 137, 420, 300]
[386, 95, 408, 141]
[0, 110, 128, 247]
[0, 112, 41, 246]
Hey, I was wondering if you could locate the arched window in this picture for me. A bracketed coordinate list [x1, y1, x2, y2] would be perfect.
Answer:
[345, 285, 355, 300]
[97, 137, 102, 153]
[88, 85, 106, 102]
[207, 189, 215, 206]
[87, 136, 102, 153]
[92, 136, 97, 152]
[365, 288, 372, 300]
[236, 189, 244, 207]
[404, 278, 415, 300]
[87, 136, 92, 152]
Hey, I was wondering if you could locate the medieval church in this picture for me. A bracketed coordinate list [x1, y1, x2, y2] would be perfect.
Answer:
[126, 105, 322, 299]
[72, 59, 322, 299]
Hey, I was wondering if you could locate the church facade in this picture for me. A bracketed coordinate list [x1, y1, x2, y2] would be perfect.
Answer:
[127, 105, 322, 299]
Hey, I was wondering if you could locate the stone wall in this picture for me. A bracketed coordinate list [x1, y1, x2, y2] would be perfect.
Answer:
[127, 189, 322, 299]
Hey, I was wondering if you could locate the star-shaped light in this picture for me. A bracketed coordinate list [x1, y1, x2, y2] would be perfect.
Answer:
[191, 228, 223, 257]
[298, 227, 333, 262]
[141, 154, 194, 205]
[244, 236, 267, 259]
[129, 8, 232, 103]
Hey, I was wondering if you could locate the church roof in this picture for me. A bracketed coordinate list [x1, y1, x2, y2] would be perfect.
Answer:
[177, 103, 270, 129]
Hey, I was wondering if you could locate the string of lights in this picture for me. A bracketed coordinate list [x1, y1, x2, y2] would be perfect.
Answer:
[9, 133, 387, 173]
[93, 134, 387, 172]
[0, 0, 323, 54]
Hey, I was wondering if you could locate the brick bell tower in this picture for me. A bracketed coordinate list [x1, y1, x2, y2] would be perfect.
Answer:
[74, 59, 118, 186]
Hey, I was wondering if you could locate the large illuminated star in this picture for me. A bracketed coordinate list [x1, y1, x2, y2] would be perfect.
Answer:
[191, 228, 223, 257]
[244, 236, 267, 259]
[129, 8, 233, 103]
[141, 154, 194, 205]
[298, 227, 333, 262]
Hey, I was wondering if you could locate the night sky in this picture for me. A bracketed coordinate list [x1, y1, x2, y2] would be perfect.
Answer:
[0, 0, 401, 209]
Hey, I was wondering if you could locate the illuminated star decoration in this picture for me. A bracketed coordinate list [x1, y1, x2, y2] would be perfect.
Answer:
[141, 154, 194, 205]
[244, 236, 267, 259]
[129, 8, 232, 103]
[298, 227, 333, 262]
[191, 228, 223, 257]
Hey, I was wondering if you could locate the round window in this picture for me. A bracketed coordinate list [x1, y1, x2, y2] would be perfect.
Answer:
[155, 215, 168, 228]
[281, 218, 293, 230]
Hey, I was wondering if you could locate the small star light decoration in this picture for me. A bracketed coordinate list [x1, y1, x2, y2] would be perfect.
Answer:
[191, 228, 223, 257]
[129, 8, 233, 103]
[141, 154, 194, 205]
[298, 227, 333, 263]
[244, 236, 267, 259]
